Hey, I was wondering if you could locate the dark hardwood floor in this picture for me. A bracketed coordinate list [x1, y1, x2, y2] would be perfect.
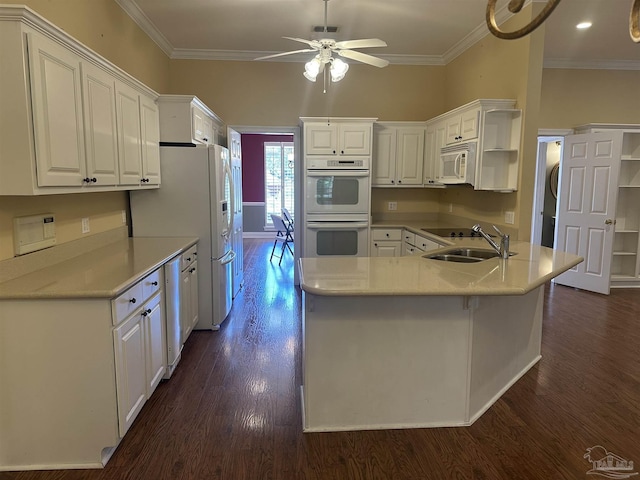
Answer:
[3, 238, 639, 480]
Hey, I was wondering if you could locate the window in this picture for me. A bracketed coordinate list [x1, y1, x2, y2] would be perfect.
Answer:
[264, 142, 294, 228]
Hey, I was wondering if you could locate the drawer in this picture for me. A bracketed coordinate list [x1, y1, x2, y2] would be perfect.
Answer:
[403, 230, 416, 245]
[112, 282, 143, 325]
[141, 268, 163, 301]
[416, 235, 442, 251]
[181, 245, 198, 270]
[372, 229, 402, 241]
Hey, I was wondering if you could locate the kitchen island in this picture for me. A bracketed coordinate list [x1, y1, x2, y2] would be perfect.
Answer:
[298, 239, 582, 432]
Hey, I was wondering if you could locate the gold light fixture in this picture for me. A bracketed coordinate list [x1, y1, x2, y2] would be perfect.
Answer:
[486, 0, 640, 43]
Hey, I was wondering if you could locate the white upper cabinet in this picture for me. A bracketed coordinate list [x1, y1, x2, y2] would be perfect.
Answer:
[445, 107, 480, 145]
[373, 123, 425, 187]
[157, 95, 223, 146]
[81, 61, 119, 186]
[303, 120, 373, 156]
[0, 6, 161, 195]
[423, 120, 446, 187]
[28, 33, 86, 187]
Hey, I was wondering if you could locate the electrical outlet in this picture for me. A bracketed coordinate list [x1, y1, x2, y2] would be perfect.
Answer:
[505, 211, 515, 225]
[388, 201, 397, 211]
[81, 217, 90, 234]
[448, 203, 453, 213]
[121, 210, 127, 224]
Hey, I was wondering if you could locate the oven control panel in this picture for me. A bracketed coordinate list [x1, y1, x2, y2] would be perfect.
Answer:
[306, 157, 369, 170]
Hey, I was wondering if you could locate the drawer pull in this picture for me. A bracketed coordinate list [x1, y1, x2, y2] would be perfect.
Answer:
[186, 257, 191, 262]
[151, 281, 158, 286]
[141, 308, 152, 317]
[189, 267, 196, 273]
[129, 298, 136, 304]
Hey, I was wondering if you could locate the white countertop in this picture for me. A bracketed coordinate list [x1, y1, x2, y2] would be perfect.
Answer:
[0, 237, 198, 299]
[299, 238, 583, 296]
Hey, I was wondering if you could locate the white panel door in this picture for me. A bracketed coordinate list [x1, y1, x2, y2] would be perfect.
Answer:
[143, 293, 165, 396]
[554, 132, 622, 294]
[396, 127, 424, 185]
[228, 127, 244, 298]
[115, 81, 143, 185]
[114, 314, 147, 437]
[28, 33, 86, 187]
[140, 94, 161, 184]
[81, 61, 119, 185]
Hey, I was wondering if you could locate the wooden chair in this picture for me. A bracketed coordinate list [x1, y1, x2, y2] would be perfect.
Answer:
[270, 214, 293, 265]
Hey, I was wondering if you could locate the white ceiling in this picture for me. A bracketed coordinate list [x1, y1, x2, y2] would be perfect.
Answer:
[117, 0, 640, 69]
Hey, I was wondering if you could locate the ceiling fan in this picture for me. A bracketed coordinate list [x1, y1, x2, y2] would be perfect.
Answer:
[255, 0, 389, 85]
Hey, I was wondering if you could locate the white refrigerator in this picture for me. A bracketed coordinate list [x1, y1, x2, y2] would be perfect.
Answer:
[130, 144, 238, 330]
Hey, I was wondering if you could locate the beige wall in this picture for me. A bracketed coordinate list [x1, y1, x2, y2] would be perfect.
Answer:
[371, 188, 441, 216]
[168, 60, 447, 126]
[0, 0, 170, 261]
[540, 69, 640, 128]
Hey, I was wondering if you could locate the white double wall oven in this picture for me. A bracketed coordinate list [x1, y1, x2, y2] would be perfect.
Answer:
[304, 157, 370, 257]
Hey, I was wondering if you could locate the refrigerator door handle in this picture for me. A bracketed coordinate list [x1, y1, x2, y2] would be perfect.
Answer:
[219, 250, 236, 266]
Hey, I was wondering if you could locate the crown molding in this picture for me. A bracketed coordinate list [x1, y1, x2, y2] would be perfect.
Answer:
[114, 0, 173, 57]
[171, 48, 444, 66]
[543, 58, 640, 71]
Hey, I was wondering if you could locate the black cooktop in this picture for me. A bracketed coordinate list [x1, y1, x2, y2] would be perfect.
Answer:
[421, 228, 492, 238]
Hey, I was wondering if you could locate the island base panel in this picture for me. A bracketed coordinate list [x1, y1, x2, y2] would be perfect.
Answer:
[302, 286, 544, 432]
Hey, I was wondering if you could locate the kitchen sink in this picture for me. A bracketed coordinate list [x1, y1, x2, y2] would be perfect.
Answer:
[423, 247, 516, 263]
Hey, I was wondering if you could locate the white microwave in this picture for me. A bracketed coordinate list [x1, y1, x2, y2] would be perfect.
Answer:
[439, 143, 476, 185]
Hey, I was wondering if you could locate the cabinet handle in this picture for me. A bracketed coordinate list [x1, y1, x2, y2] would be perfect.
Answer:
[189, 267, 196, 273]
[374, 243, 378, 247]
[129, 298, 136, 304]
[386, 233, 389, 237]
[141, 308, 152, 317]
[391, 180, 395, 184]
[151, 281, 158, 286]
[141, 178, 150, 183]
[398, 180, 402, 184]
[333, 150, 336, 154]
[83, 178, 90, 183]
[203, 137, 208, 142]
[193, 252, 198, 256]
[91, 177, 97, 183]
[186, 257, 191, 262]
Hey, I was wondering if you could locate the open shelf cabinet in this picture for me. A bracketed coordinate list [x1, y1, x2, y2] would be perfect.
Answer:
[475, 108, 522, 192]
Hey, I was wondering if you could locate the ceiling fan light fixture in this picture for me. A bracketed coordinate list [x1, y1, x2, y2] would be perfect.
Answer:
[330, 58, 349, 82]
[304, 57, 321, 81]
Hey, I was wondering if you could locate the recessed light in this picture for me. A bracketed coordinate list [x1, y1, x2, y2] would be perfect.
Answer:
[576, 22, 592, 30]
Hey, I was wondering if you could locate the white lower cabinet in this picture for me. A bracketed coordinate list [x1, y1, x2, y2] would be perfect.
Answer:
[112, 271, 165, 438]
[371, 228, 403, 257]
[402, 230, 444, 256]
[180, 246, 199, 343]
[114, 310, 147, 437]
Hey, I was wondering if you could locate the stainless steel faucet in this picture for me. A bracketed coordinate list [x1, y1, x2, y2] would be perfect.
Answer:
[472, 224, 510, 259]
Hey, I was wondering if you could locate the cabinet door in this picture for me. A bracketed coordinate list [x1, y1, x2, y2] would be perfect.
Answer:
[28, 33, 86, 187]
[396, 127, 424, 186]
[339, 124, 371, 155]
[180, 268, 193, 342]
[81, 62, 119, 186]
[202, 115, 214, 144]
[305, 124, 338, 155]
[188, 261, 199, 331]
[372, 126, 396, 186]
[140, 95, 161, 185]
[143, 292, 165, 396]
[445, 115, 462, 145]
[460, 108, 480, 142]
[192, 105, 206, 143]
[371, 241, 401, 257]
[114, 314, 146, 437]
[116, 81, 143, 185]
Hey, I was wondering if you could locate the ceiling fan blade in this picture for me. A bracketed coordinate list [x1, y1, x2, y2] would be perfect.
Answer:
[255, 49, 316, 61]
[334, 38, 387, 50]
[283, 36, 321, 49]
[338, 49, 389, 68]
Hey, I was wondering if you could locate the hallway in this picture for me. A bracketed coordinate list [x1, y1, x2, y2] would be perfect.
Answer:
[4, 238, 639, 480]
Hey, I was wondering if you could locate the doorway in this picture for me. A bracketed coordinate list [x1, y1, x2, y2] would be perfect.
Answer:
[228, 125, 301, 284]
[531, 130, 572, 247]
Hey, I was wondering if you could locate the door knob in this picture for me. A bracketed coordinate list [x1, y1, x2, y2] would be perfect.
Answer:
[605, 219, 616, 225]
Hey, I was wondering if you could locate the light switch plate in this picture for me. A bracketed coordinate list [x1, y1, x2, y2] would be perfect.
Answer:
[388, 202, 397, 211]
[82, 217, 90, 234]
[505, 211, 515, 224]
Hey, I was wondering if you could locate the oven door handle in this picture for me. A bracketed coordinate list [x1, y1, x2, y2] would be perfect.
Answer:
[306, 222, 369, 229]
[306, 170, 370, 178]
